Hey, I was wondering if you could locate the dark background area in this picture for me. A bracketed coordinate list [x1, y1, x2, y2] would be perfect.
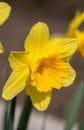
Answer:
[0, 0, 84, 122]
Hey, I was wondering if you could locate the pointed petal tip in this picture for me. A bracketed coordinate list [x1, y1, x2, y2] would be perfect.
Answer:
[2, 92, 11, 101]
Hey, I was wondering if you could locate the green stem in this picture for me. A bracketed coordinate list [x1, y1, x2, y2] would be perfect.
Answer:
[78, 119, 84, 130]
[64, 82, 84, 130]
[3, 101, 10, 130]
[17, 96, 32, 130]
[3, 65, 14, 130]
[7, 97, 16, 130]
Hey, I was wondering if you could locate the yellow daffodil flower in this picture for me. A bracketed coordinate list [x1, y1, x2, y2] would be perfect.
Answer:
[66, 12, 84, 57]
[2, 22, 77, 111]
[0, 2, 11, 53]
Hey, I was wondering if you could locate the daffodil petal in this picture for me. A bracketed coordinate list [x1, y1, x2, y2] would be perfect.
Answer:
[26, 84, 51, 111]
[0, 2, 11, 25]
[77, 32, 84, 57]
[66, 12, 84, 37]
[9, 51, 29, 71]
[46, 38, 77, 61]
[0, 42, 4, 53]
[2, 67, 29, 100]
[24, 22, 49, 52]
[63, 65, 76, 87]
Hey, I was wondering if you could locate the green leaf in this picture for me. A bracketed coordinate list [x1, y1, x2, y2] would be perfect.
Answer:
[17, 96, 32, 130]
[64, 82, 84, 130]
[78, 119, 84, 130]
[3, 101, 10, 130]
[7, 97, 16, 130]
[3, 65, 15, 130]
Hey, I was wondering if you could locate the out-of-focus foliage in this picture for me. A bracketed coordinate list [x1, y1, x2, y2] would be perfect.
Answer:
[64, 82, 84, 130]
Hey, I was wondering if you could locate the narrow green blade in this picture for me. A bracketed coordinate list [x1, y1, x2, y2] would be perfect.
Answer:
[17, 96, 32, 130]
[3, 65, 14, 130]
[78, 119, 84, 130]
[7, 97, 16, 130]
[64, 82, 84, 130]
[3, 101, 10, 130]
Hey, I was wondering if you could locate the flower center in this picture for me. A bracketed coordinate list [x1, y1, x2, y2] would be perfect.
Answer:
[30, 54, 69, 92]
[36, 55, 62, 74]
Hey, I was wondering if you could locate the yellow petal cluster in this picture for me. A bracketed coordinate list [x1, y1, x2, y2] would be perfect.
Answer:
[2, 22, 77, 111]
[0, 2, 11, 53]
[66, 12, 84, 57]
